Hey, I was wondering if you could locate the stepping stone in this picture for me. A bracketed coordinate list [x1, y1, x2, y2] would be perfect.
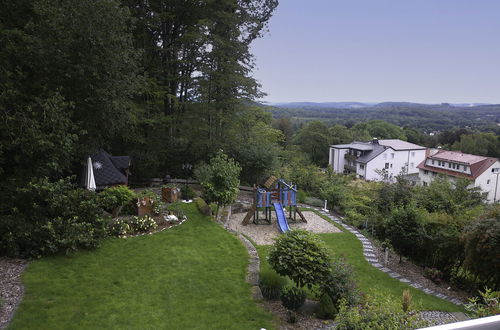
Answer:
[371, 263, 382, 268]
[364, 253, 376, 258]
[380, 267, 391, 272]
[423, 288, 434, 294]
[410, 283, 423, 289]
[399, 278, 411, 283]
[388, 272, 401, 278]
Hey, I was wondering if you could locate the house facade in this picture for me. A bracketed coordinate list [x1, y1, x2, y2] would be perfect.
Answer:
[417, 150, 500, 203]
[329, 139, 427, 182]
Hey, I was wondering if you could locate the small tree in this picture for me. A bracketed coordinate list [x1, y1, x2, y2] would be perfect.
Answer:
[194, 150, 241, 219]
[385, 204, 424, 263]
[268, 230, 331, 289]
[463, 209, 500, 289]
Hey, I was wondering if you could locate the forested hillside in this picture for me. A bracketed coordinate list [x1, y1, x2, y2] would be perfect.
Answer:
[270, 102, 500, 132]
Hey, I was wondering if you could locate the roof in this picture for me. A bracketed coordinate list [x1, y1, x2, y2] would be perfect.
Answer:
[357, 145, 387, 164]
[331, 141, 374, 151]
[81, 151, 130, 189]
[429, 150, 488, 164]
[417, 150, 498, 180]
[378, 139, 426, 150]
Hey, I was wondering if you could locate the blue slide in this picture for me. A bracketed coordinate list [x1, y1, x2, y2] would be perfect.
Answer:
[273, 202, 290, 233]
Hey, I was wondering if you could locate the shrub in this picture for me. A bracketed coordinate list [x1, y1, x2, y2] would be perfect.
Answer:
[465, 288, 500, 318]
[258, 269, 287, 300]
[335, 294, 428, 330]
[304, 196, 323, 208]
[98, 185, 136, 217]
[402, 289, 412, 312]
[320, 257, 359, 307]
[424, 267, 443, 284]
[280, 286, 306, 311]
[317, 293, 337, 320]
[0, 177, 106, 257]
[108, 218, 131, 237]
[194, 197, 211, 216]
[181, 185, 195, 200]
[130, 215, 158, 233]
[268, 229, 331, 289]
[385, 204, 424, 263]
[463, 212, 500, 289]
[120, 199, 138, 216]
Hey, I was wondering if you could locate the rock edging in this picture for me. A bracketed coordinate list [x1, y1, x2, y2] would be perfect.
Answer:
[223, 205, 263, 300]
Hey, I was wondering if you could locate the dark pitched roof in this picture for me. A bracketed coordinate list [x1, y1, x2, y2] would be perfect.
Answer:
[356, 145, 387, 164]
[110, 156, 130, 170]
[81, 151, 130, 189]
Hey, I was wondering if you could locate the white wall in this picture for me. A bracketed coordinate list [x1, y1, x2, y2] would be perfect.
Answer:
[364, 148, 426, 181]
[330, 148, 348, 174]
[475, 161, 500, 203]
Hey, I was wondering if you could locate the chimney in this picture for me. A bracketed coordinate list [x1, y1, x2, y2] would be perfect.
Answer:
[372, 138, 379, 145]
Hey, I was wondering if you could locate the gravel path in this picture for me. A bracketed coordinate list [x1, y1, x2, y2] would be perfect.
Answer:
[227, 211, 341, 245]
[0, 258, 27, 329]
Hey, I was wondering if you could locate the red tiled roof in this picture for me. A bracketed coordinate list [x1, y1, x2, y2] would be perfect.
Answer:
[417, 152, 498, 180]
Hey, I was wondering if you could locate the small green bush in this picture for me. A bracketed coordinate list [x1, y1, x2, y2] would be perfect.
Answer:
[194, 197, 211, 216]
[317, 293, 337, 320]
[335, 294, 428, 330]
[181, 185, 195, 200]
[465, 287, 500, 318]
[98, 185, 136, 217]
[280, 286, 306, 311]
[269, 229, 331, 289]
[120, 199, 138, 215]
[320, 257, 359, 306]
[258, 269, 287, 300]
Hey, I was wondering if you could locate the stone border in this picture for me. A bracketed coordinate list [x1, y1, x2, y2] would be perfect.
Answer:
[223, 205, 263, 299]
[310, 207, 464, 306]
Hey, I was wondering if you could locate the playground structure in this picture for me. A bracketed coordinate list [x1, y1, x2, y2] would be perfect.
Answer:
[242, 176, 306, 232]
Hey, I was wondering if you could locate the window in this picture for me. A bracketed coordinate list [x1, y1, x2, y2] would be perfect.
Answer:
[357, 151, 361, 157]
[410, 162, 414, 168]
[432, 160, 435, 165]
[360, 164, 365, 170]
[385, 163, 389, 169]
[423, 182, 428, 186]
[390, 164, 393, 168]
[487, 179, 491, 184]
[432, 172, 437, 177]
[448, 163, 452, 168]
[411, 152, 415, 157]
[391, 153, 395, 159]
[424, 170, 429, 175]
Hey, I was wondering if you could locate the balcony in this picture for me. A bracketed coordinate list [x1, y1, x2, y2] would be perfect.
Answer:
[344, 154, 357, 161]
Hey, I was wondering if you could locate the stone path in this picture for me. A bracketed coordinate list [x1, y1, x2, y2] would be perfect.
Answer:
[311, 207, 464, 306]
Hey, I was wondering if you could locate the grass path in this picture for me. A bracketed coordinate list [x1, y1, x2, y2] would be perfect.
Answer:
[257, 210, 464, 313]
[9, 204, 274, 330]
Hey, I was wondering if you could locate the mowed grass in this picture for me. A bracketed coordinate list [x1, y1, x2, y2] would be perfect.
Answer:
[257, 210, 464, 312]
[9, 204, 274, 330]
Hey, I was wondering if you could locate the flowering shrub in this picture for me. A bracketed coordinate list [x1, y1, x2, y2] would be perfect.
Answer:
[108, 219, 131, 237]
[130, 215, 157, 233]
[424, 267, 443, 284]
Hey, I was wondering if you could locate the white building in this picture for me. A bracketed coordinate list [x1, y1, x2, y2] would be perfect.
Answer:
[329, 139, 427, 182]
[418, 150, 500, 203]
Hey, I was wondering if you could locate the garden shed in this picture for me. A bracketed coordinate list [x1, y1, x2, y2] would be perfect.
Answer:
[81, 150, 131, 190]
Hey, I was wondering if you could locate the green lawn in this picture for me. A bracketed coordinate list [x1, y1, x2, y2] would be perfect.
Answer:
[9, 203, 274, 330]
[257, 210, 464, 312]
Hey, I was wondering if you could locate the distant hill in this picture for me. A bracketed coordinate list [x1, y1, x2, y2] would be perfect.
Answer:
[268, 101, 500, 132]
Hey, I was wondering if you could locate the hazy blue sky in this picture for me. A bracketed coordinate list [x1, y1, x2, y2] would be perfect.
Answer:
[250, 0, 500, 104]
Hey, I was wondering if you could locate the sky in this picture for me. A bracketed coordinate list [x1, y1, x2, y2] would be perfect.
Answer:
[250, 0, 500, 104]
